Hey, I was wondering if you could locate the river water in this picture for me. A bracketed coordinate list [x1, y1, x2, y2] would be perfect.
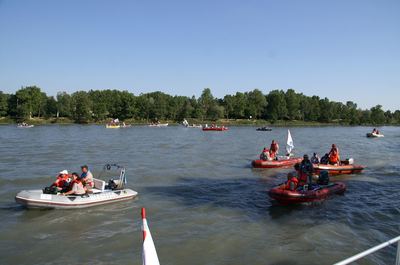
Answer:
[0, 125, 399, 265]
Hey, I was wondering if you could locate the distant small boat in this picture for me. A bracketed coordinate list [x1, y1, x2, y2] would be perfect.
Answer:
[366, 132, 384, 138]
[106, 124, 120, 129]
[182, 119, 202, 128]
[202, 126, 228, 131]
[256, 127, 272, 131]
[185, 124, 202, 128]
[148, 123, 168, 127]
[17, 123, 34, 128]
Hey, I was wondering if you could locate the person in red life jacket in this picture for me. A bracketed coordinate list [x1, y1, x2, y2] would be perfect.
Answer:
[296, 154, 314, 188]
[51, 170, 70, 191]
[328, 144, 340, 165]
[284, 172, 299, 191]
[269, 140, 279, 160]
[260, 147, 271, 161]
[62, 172, 86, 196]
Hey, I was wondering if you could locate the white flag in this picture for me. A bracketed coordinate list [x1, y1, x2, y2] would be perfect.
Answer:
[286, 129, 294, 154]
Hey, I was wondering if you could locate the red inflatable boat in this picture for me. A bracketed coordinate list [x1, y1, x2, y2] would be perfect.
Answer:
[313, 163, 365, 176]
[252, 157, 302, 168]
[202, 126, 228, 131]
[268, 182, 346, 204]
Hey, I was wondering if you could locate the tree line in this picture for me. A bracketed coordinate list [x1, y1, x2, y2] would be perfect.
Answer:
[0, 86, 399, 125]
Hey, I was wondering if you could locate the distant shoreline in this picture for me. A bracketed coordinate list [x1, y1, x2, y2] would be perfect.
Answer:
[1, 117, 397, 127]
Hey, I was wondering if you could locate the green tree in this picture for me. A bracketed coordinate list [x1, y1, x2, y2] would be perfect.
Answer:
[245, 89, 267, 119]
[44, 96, 58, 118]
[318, 98, 333, 122]
[71, 91, 92, 123]
[56, 92, 72, 118]
[285, 89, 300, 120]
[266, 90, 287, 121]
[15, 86, 47, 118]
[370, 105, 386, 124]
[0, 91, 9, 117]
[232, 92, 247, 118]
[198, 88, 217, 120]
[223, 95, 235, 119]
[393, 110, 400, 124]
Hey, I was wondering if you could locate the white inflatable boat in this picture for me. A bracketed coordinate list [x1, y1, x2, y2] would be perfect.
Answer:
[15, 164, 138, 209]
[366, 132, 384, 138]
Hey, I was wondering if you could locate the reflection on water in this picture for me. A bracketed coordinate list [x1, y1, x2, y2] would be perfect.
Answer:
[0, 125, 399, 265]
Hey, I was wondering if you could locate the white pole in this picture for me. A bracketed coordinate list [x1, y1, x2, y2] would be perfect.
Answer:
[334, 236, 400, 265]
[395, 241, 400, 265]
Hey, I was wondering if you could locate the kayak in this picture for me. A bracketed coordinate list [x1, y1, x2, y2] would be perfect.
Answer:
[252, 157, 302, 168]
[268, 182, 346, 204]
[313, 163, 365, 176]
[202, 127, 228, 131]
[256, 127, 272, 131]
[366, 132, 384, 138]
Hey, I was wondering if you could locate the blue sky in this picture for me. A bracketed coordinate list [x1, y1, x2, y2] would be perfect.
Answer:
[0, 0, 399, 110]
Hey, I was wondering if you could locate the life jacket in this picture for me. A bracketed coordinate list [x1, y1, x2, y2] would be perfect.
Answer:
[270, 143, 278, 152]
[329, 148, 339, 164]
[298, 161, 314, 184]
[285, 177, 299, 191]
[53, 174, 71, 188]
[260, 149, 271, 160]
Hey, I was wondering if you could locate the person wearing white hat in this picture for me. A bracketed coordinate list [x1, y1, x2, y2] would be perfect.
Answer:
[51, 170, 70, 191]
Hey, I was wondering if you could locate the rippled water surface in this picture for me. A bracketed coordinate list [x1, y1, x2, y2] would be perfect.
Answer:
[0, 125, 399, 265]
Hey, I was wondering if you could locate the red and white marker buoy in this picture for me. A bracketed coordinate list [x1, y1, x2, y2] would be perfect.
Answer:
[142, 208, 160, 265]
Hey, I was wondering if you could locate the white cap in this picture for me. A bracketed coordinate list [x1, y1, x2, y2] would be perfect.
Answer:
[59, 170, 68, 175]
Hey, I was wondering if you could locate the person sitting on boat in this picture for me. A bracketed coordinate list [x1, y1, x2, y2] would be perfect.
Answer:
[297, 154, 314, 188]
[284, 172, 299, 191]
[62, 173, 86, 196]
[269, 140, 279, 159]
[51, 170, 70, 191]
[328, 144, 340, 165]
[310, 153, 320, 164]
[372, 128, 377, 134]
[80, 165, 94, 191]
[260, 147, 272, 161]
[320, 153, 329, 164]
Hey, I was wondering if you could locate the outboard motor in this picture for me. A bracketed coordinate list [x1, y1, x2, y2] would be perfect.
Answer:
[106, 179, 118, 190]
[318, 170, 329, 185]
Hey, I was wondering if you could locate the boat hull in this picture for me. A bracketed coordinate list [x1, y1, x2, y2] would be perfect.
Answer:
[269, 182, 346, 204]
[202, 127, 228, 131]
[148, 123, 168, 127]
[252, 157, 302, 168]
[366, 133, 384, 138]
[313, 164, 365, 175]
[106, 125, 120, 129]
[15, 189, 138, 209]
